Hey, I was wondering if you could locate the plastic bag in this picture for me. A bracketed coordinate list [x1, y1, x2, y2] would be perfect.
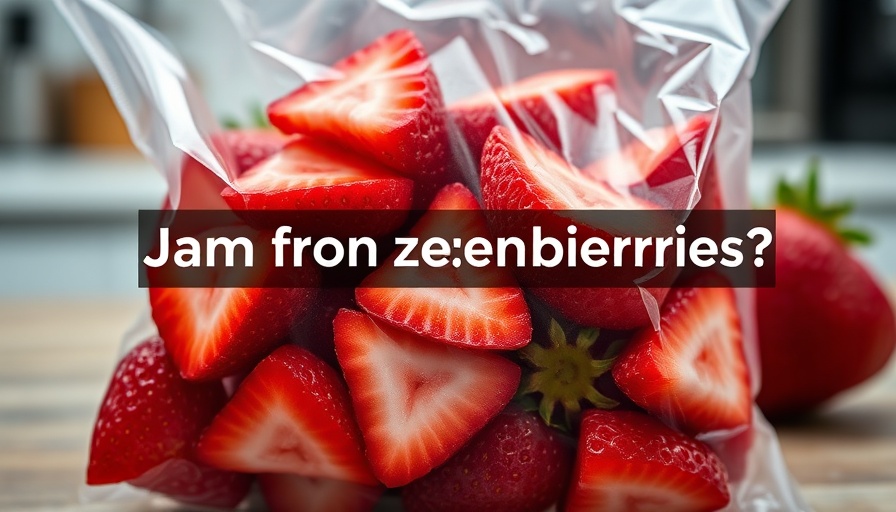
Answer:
[57, 0, 810, 509]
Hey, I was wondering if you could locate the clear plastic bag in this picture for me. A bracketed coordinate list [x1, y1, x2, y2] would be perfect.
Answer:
[57, 0, 810, 509]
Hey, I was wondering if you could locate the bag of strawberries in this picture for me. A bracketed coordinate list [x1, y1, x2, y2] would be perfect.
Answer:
[59, 0, 811, 510]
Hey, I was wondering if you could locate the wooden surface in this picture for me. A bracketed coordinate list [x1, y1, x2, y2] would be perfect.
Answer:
[1, 300, 895, 511]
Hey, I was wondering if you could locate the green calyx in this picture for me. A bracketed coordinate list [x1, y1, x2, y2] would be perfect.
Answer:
[776, 158, 871, 246]
[518, 319, 618, 430]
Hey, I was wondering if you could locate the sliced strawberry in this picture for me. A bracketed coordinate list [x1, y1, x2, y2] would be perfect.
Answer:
[356, 183, 531, 350]
[259, 473, 382, 512]
[612, 275, 752, 434]
[148, 227, 318, 381]
[333, 309, 521, 487]
[565, 410, 730, 512]
[129, 458, 252, 509]
[450, 69, 616, 160]
[480, 126, 665, 329]
[268, 29, 452, 204]
[214, 128, 290, 175]
[86, 337, 251, 508]
[197, 345, 378, 486]
[221, 137, 413, 213]
[402, 405, 573, 512]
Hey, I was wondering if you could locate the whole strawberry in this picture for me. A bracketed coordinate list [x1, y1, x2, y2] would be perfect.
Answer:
[756, 163, 896, 419]
[87, 337, 251, 508]
[402, 405, 573, 512]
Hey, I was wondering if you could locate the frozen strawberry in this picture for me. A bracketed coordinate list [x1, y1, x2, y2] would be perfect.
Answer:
[268, 30, 453, 204]
[333, 309, 521, 487]
[356, 183, 531, 350]
[479, 126, 666, 329]
[197, 345, 378, 486]
[221, 137, 413, 214]
[612, 275, 752, 434]
[402, 405, 573, 512]
[449, 69, 616, 160]
[86, 337, 251, 508]
[259, 473, 382, 512]
[148, 227, 318, 381]
[565, 410, 730, 512]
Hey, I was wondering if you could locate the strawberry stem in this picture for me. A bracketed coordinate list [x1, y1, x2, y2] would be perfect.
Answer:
[776, 158, 872, 246]
[518, 319, 618, 431]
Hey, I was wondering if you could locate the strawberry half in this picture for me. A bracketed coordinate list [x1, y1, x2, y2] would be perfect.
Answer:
[221, 137, 414, 214]
[480, 126, 666, 329]
[450, 69, 616, 160]
[402, 405, 574, 512]
[267, 29, 452, 204]
[612, 275, 752, 434]
[356, 183, 531, 350]
[333, 309, 521, 487]
[148, 227, 318, 381]
[197, 345, 378, 486]
[564, 410, 730, 512]
[259, 473, 382, 512]
[86, 337, 251, 508]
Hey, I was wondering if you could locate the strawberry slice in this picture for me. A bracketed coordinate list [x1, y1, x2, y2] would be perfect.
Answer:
[612, 275, 752, 434]
[480, 126, 665, 329]
[86, 337, 251, 508]
[450, 69, 616, 160]
[148, 226, 318, 381]
[221, 137, 413, 213]
[565, 410, 730, 512]
[259, 473, 382, 512]
[267, 29, 452, 203]
[197, 345, 378, 486]
[333, 309, 521, 487]
[356, 183, 531, 350]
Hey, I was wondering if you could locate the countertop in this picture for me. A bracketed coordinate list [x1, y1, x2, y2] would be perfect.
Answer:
[1, 299, 895, 511]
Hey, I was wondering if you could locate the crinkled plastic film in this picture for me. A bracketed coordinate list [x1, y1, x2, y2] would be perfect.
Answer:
[56, 0, 811, 509]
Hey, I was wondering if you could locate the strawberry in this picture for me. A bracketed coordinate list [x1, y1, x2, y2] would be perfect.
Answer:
[402, 405, 573, 512]
[267, 29, 453, 205]
[564, 410, 730, 512]
[612, 275, 752, 434]
[214, 128, 290, 175]
[333, 309, 521, 487]
[259, 473, 382, 512]
[148, 227, 318, 381]
[356, 183, 532, 350]
[221, 137, 414, 214]
[197, 345, 378, 485]
[756, 165, 896, 419]
[479, 126, 666, 329]
[449, 69, 617, 160]
[86, 337, 251, 508]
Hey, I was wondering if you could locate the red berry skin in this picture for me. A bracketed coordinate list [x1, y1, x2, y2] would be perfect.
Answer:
[756, 208, 896, 418]
[402, 406, 573, 512]
[87, 337, 228, 485]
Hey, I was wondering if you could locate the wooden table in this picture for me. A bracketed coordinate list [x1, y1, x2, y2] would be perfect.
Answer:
[2, 300, 895, 511]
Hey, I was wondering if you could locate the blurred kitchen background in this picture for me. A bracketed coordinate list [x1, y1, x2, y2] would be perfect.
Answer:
[0, 0, 895, 298]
